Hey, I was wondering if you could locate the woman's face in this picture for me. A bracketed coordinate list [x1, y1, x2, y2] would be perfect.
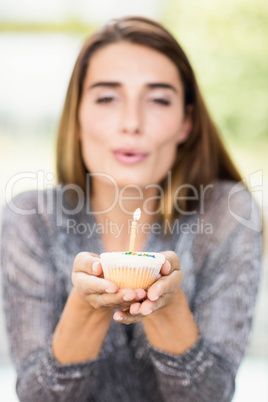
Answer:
[78, 41, 192, 188]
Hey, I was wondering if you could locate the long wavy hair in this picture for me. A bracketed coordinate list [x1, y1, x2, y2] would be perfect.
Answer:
[56, 16, 241, 222]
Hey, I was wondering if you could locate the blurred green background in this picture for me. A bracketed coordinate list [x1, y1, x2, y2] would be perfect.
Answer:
[1, 0, 267, 179]
[163, 0, 268, 178]
[0, 1, 267, 401]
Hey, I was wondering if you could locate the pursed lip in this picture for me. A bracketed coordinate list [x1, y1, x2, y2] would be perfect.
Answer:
[113, 148, 149, 165]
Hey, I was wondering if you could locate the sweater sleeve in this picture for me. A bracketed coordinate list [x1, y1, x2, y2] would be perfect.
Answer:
[145, 184, 262, 402]
[0, 192, 101, 402]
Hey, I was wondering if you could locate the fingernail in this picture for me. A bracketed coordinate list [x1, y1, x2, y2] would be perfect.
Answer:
[136, 289, 146, 298]
[143, 310, 153, 316]
[131, 306, 139, 315]
[150, 296, 159, 301]
[123, 295, 133, 301]
[92, 261, 99, 273]
[105, 288, 116, 294]
[166, 260, 171, 273]
[114, 315, 123, 321]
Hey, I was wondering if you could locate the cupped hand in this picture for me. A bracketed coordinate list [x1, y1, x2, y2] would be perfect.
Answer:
[113, 251, 182, 324]
[72, 252, 147, 312]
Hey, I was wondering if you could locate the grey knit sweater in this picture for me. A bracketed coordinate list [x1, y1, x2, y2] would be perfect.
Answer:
[1, 180, 261, 402]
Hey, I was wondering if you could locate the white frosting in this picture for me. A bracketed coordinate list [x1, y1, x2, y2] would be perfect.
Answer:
[100, 251, 165, 269]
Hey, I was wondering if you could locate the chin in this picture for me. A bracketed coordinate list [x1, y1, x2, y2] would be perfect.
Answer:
[115, 175, 150, 189]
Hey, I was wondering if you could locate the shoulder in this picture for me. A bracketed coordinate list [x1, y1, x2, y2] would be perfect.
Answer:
[1, 186, 89, 240]
[3, 190, 42, 215]
[1, 189, 59, 238]
[206, 180, 261, 233]
[2, 188, 56, 219]
[210, 179, 253, 206]
[188, 180, 262, 265]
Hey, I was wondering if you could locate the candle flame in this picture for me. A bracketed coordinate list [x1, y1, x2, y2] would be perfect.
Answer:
[133, 208, 141, 221]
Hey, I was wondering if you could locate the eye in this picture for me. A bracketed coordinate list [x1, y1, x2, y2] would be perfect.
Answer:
[152, 98, 170, 106]
[96, 97, 115, 104]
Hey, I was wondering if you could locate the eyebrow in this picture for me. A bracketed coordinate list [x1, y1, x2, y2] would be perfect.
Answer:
[88, 82, 177, 93]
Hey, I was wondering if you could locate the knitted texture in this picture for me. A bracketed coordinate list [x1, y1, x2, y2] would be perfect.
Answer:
[1, 180, 261, 402]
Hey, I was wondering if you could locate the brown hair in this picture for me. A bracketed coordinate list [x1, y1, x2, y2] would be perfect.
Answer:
[56, 15, 241, 221]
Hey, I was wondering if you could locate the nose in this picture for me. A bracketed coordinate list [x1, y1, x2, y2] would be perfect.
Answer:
[120, 99, 142, 135]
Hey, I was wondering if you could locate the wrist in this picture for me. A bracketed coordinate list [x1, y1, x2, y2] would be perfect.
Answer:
[70, 287, 114, 319]
[144, 288, 186, 322]
[143, 289, 199, 354]
[52, 288, 113, 363]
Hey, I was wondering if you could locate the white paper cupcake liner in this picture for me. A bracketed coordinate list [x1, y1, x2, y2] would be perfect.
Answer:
[100, 252, 165, 290]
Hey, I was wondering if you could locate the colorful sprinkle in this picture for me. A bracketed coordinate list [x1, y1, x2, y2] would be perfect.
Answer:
[123, 252, 155, 258]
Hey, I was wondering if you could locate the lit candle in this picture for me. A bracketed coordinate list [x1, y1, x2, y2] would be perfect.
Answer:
[129, 208, 141, 252]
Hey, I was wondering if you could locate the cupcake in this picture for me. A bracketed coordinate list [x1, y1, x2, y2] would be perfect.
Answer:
[100, 251, 165, 290]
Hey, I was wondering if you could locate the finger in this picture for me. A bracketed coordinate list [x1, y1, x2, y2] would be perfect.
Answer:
[129, 299, 156, 316]
[113, 309, 144, 324]
[73, 252, 103, 276]
[130, 283, 179, 317]
[122, 288, 147, 301]
[88, 288, 146, 310]
[116, 296, 160, 321]
[72, 271, 146, 303]
[158, 250, 180, 276]
[147, 269, 182, 302]
[72, 271, 118, 295]
[129, 302, 141, 315]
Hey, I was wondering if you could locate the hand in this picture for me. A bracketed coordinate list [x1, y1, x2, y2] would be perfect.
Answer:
[113, 251, 182, 324]
[72, 252, 147, 313]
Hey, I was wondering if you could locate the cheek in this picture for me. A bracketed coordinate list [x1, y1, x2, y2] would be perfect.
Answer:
[148, 112, 182, 146]
[82, 121, 106, 142]
[79, 100, 118, 141]
[78, 109, 105, 171]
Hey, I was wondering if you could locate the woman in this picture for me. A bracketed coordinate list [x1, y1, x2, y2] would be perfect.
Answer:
[1, 16, 261, 402]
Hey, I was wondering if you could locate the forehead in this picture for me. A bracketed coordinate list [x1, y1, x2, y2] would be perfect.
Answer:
[85, 41, 182, 88]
